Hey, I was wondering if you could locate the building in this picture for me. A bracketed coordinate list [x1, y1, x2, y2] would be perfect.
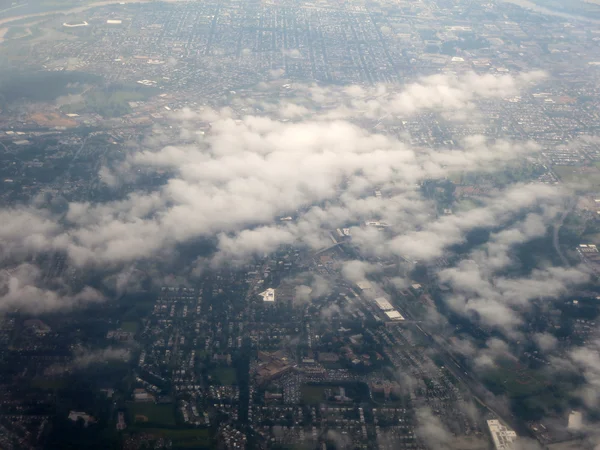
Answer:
[487, 419, 517, 450]
[259, 288, 275, 302]
[384, 310, 405, 321]
[116, 412, 126, 430]
[375, 297, 394, 311]
[365, 220, 389, 228]
[133, 389, 155, 403]
[68, 411, 96, 426]
[356, 281, 372, 291]
[318, 352, 340, 363]
[63, 21, 89, 27]
[254, 351, 294, 384]
[567, 410, 583, 431]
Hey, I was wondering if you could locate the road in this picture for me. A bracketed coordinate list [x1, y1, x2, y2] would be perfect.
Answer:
[553, 197, 576, 267]
[318, 232, 524, 435]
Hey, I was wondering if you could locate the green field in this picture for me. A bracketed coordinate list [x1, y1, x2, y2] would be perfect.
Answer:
[553, 165, 600, 188]
[454, 198, 480, 212]
[61, 84, 158, 118]
[31, 377, 68, 391]
[120, 321, 139, 333]
[300, 385, 327, 404]
[140, 428, 211, 449]
[482, 358, 548, 398]
[129, 403, 175, 427]
[210, 367, 237, 385]
[321, 361, 344, 370]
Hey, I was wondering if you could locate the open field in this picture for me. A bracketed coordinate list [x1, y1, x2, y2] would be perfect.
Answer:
[301, 385, 327, 404]
[129, 403, 175, 427]
[138, 428, 211, 449]
[29, 112, 77, 128]
[553, 165, 600, 189]
[120, 321, 139, 333]
[0, 0, 152, 27]
[61, 85, 157, 118]
[31, 377, 68, 391]
[482, 357, 548, 398]
[209, 367, 237, 385]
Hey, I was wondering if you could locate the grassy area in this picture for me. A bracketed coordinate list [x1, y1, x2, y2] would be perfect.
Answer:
[61, 84, 158, 118]
[140, 428, 211, 449]
[482, 358, 548, 398]
[553, 165, 600, 188]
[31, 377, 68, 391]
[120, 321, 139, 333]
[454, 198, 480, 212]
[300, 385, 327, 404]
[581, 232, 600, 244]
[321, 361, 344, 370]
[3, 26, 33, 40]
[210, 367, 237, 385]
[121, 298, 156, 321]
[129, 403, 176, 427]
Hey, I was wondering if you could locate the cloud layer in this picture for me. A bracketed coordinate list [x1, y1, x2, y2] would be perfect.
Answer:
[0, 69, 578, 324]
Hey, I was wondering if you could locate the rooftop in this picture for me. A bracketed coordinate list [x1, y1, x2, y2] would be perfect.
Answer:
[568, 411, 583, 430]
[356, 281, 372, 290]
[375, 297, 394, 311]
[487, 419, 517, 450]
[384, 310, 405, 321]
[259, 288, 276, 302]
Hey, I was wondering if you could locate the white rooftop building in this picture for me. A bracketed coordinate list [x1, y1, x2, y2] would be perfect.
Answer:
[356, 281, 372, 291]
[487, 419, 517, 450]
[68, 411, 95, 426]
[375, 297, 394, 311]
[384, 310, 405, 321]
[259, 288, 275, 302]
[568, 410, 583, 431]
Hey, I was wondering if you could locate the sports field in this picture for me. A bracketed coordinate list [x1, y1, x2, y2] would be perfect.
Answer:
[129, 403, 175, 427]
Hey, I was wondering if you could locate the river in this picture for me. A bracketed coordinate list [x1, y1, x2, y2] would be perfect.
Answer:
[499, 0, 600, 24]
[0, 0, 156, 28]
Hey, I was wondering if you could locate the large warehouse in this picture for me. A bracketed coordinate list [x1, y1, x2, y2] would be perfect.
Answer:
[375, 297, 394, 311]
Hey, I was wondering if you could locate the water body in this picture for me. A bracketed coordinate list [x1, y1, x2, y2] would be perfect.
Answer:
[0, 0, 153, 26]
[0, 70, 101, 106]
[500, 0, 600, 23]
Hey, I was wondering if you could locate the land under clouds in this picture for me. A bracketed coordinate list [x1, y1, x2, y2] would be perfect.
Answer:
[0, 69, 587, 319]
[2, 66, 599, 443]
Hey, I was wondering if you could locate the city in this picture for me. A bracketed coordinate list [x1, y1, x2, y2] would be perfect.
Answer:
[0, 0, 600, 449]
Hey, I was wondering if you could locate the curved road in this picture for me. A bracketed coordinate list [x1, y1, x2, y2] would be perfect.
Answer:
[553, 198, 576, 267]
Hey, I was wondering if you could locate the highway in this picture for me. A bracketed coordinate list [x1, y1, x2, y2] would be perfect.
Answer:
[318, 232, 523, 435]
[553, 197, 576, 267]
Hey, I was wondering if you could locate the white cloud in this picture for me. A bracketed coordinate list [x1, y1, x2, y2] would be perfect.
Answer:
[0, 70, 561, 316]
[72, 346, 131, 369]
[0, 264, 104, 313]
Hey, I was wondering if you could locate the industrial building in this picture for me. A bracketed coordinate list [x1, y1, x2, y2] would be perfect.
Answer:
[384, 310, 405, 321]
[356, 281, 372, 291]
[259, 288, 276, 302]
[375, 297, 394, 311]
[487, 419, 517, 450]
[568, 410, 583, 431]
